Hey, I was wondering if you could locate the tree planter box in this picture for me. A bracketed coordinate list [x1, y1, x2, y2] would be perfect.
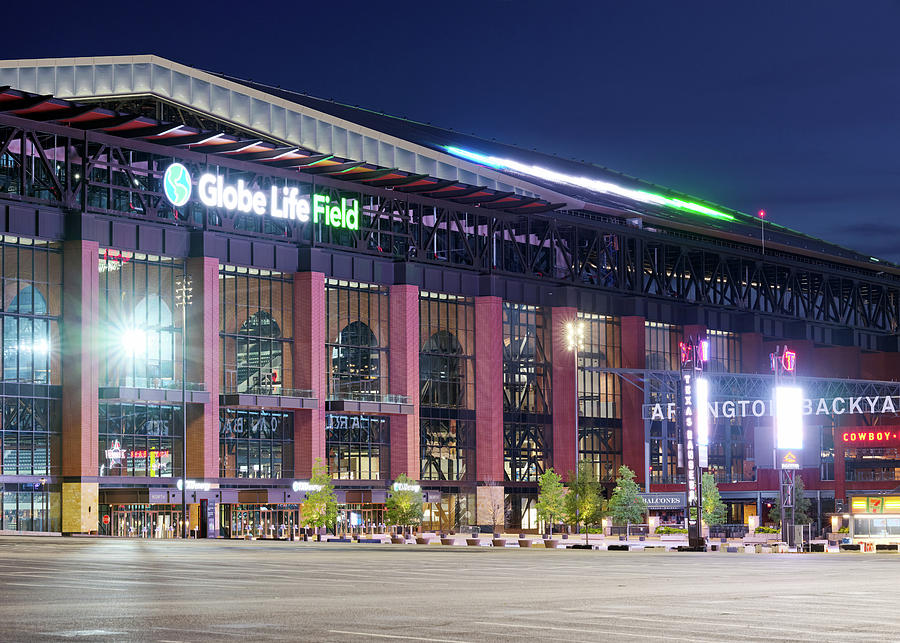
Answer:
[466, 538, 482, 546]
[518, 539, 532, 548]
[441, 538, 457, 546]
[416, 537, 431, 545]
[543, 539, 560, 549]
[391, 536, 406, 544]
[492, 539, 507, 548]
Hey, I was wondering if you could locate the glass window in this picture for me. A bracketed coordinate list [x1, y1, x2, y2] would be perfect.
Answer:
[326, 414, 389, 480]
[220, 266, 293, 394]
[98, 403, 182, 478]
[503, 303, 552, 483]
[219, 409, 293, 479]
[326, 280, 389, 399]
[0, 241, 62, 384]
[99, 251, 183, 387]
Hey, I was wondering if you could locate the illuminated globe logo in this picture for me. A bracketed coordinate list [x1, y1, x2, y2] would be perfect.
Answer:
[163, 163, 192, 207]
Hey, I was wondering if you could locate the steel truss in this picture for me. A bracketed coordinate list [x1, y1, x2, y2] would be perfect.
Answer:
[1, 114, 899, 336]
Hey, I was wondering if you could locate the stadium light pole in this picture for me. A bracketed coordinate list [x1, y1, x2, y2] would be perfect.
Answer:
[758, 210, 766, 256]
[175, 272, 193, 538]
[565, 319, 585, 536]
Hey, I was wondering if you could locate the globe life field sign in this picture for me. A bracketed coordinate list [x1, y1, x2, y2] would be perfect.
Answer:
[162, 164, 359, 231]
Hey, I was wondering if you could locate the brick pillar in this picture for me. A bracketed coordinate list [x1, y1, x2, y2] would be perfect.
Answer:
[475, 296, 504, 482]
[834, 437, 846, 505]
[185, 257, 219, 480]
[293, 272, 327, 478]
[389, 285, 420, 479]
[61, 239, 100, 533]
[740, 332, 764, 374]
[621, 316, 646, 485]
[551, 307, 577, 480]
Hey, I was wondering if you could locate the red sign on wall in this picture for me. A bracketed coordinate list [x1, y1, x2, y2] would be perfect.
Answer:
[102, 515, 110, 525]
[841, 430, 900, 444]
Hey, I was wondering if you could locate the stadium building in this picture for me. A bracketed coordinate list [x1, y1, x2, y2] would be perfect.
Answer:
[0, 55, 898, 538]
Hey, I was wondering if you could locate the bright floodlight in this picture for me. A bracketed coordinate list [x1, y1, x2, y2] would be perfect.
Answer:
[775, 385, 804, 449]
[565, 320, 585, 352]
[695, 377, 710, 446]
[120, 328, 147, 355]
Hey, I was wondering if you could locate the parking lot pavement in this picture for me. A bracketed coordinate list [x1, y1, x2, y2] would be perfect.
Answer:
[0, 537, 898, 641]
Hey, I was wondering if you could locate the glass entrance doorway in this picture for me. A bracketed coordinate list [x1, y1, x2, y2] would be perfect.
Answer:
[106, 504, 183, 538]
[221, 504, 299, 539]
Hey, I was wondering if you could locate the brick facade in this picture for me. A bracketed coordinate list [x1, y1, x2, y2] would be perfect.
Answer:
[474, 296, 504, 482]
[293, 272, 327, 478]
[389, 285, 420, 479]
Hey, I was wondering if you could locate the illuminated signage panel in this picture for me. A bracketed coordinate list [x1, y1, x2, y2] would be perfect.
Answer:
[775, 386, 804, 449]
[163, 164, 359, 230]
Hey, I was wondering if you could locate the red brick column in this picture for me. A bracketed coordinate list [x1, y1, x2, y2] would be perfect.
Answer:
[834, 437, 846, 504]
[621, 316, 646, 484]
[293, 272, 327, 478]
[551, 307, 577, 480]
[740, 332, 764, 373]
[185, 257, 219, 480]
[475, 296, 504, 482]
[61, 240, 100, 533]
[389, 285, 420, 479]
[61, 240, 100, 478]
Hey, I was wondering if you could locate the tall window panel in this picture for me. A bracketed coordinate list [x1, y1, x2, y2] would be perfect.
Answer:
[325, 280, 389, 400]
[419, 292, 475, 481]
[706, 330, 741, 373]
[98, 252, 183, 387]
[219, 409, 293, 479]
[1, 239, 62, 384]
[645, 322, 682, 371]
[645, 322, 682, 483]
[326, 414, 389, 480]
[0, 240, 62, 498]
[707, 417, 756, 483]
[1, 483, 60, 532]
[503, 303, 552, 483]
[220, 265, 293, 394]
[577, 313, 622, 482]
[1, 397, 60, 475]
[98, 403, 182, 478]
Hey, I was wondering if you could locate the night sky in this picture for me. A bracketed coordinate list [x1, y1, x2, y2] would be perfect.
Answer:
[4, 2, 900, 261]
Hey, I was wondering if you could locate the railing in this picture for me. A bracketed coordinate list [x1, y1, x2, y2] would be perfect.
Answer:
[221, 386, 314, 398]
[708, 523, 750, 538]
[327, 391, 412, 405]
[103, 377, 206, 391]
[846, 470, 899, 482]
[608, 524, 650, 536]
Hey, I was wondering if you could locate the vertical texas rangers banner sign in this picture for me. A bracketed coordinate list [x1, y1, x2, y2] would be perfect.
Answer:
[680, 337, 709, 548]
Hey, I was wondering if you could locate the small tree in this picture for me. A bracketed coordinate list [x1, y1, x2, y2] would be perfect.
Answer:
[701, 472, 726, 525]
[769, 475, 812, 526]
[300, 458, 338, 540]
[536, 469, 566, 537]
[385, 474, 424, 534]
[564, 461, 604, 544]
[607, 465, 647, 528]
[482, 480, 506, 534]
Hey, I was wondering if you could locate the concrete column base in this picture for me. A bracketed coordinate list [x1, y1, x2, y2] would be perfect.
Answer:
[61, 482, 98, 534]
[476, 485, 505, 531]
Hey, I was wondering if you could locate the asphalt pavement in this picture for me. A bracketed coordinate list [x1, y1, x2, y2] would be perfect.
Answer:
[0, 537, 897, 642]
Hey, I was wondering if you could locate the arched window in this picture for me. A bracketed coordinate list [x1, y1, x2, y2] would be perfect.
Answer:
[331, 321, 380, 398]
[237, 311, 282, 393]
[3, 286, 50, 382]
[420, 330, 464, 407]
